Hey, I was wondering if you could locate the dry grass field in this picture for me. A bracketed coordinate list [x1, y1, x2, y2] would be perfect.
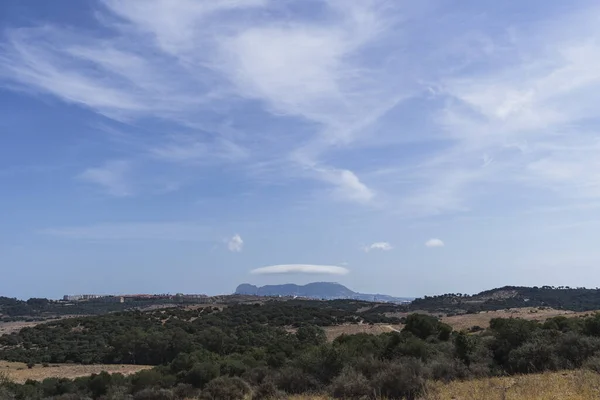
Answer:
[0, 315, 82, 335]
[322, 324, 402, 341]
[285, 324, 402, 341]
[0, 361, 151, 384]
[442, 307, 596, 331]
[0, 320, 45, 335]
[286, 370, 600, 400]
[424, 370, 600, 400]
[289, 307, 597, 342]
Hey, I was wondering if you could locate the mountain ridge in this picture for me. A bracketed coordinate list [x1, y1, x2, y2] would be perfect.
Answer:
[234, 282, 412, 303]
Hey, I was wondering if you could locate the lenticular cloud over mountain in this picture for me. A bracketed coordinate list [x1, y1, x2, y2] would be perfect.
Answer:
[250, 264, 349, 275]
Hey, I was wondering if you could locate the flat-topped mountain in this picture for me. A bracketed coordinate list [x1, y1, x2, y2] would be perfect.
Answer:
[234, 282, 412, 303]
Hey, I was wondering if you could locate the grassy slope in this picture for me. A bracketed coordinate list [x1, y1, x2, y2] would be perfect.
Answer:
[425, 370, 600, 400]
[287, 370, 600, 400]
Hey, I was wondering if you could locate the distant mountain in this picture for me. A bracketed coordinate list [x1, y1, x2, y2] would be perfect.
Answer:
[235, 282, 412, 303]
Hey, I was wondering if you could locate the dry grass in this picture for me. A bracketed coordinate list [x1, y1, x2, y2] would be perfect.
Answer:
[285, 324, 402, 342]
[424, 370, 600, 400]
[286, 370, 600, 399]
[0, 315, 81, 336]
[0, 321, 49, 336]
[322, 324, 402, 341]
[0, 361, 152, 384]
[442, 308, 595, 331]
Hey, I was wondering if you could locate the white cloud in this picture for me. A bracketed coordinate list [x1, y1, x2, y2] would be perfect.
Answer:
[0, 0, 407, 205]
[227, 234, 244, 252]
[317, 167, 375, 204]
[415, 12, 600, 214]
[425, 238, 444, 248]
[2, 0, 599, 217]
[77, 160, 133, 197]
[250, 264, 349, 275]
[363, 242, 393, 252]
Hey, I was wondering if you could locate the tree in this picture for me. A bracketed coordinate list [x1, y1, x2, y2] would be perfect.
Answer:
[296, 325, 327, 346]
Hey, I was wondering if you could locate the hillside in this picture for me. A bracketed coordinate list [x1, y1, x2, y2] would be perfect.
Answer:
[4, 297, 600, 399]
[235, 282, 412, 303]
[411, 285, 600, 313]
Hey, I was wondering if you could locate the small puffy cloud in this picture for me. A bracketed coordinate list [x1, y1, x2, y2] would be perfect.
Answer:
[250, 264, 349, 275]
[227, 234, 244, 252]
[363, 242, 393, 252]
[425, 238, 444, 248]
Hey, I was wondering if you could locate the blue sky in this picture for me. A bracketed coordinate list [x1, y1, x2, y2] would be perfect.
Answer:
[2, 0, 600, 299]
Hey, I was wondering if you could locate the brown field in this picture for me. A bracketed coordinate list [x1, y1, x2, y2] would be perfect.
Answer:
[0, 315, 81, 336]
[287, 370, 600, 400]
[0, 321, 46, 335]
[441, 307, 597, 331]
[286, 324, 403, 342]
[0, 361, 152, 384]
[322, 324, 402, 341]
[424, 370, 600, 400]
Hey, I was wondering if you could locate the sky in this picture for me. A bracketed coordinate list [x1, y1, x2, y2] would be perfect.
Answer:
[2, 0, 600, 299]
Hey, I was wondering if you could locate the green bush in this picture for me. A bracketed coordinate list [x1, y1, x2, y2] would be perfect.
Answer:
[371, 358, 428, 400]
[199, 376, 250, 400]
[507, 339, 559, 373]
[184, 362, 220, 389]
[275, 367, 320, 394]
[252, 381, 283, 400]
[296, 325, 327, 346]
[328, 367, 371, 399]
[133, 388, 174, 400]
[584, 355, 600, 373]
[403, 314, 452, 341]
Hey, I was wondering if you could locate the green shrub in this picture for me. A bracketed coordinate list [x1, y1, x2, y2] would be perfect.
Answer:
[371, 358, 428, 400]
[507, 340, 559, 373]
[328, 367, 371, 399]
[173, 383, 197, 399]
[275, 367, 320, 394]
[252, 381, 283, 400]
[133, 388, 174, 400]
[296, 325, 327, 346]
[184, 362, 220, 389]
[131, 370, 165, 393]
[584, 355, 600, 373]
[403, 314, 452, 341]
[199, 376, 250, 400]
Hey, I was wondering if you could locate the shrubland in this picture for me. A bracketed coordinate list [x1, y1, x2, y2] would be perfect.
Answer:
[2, 299, 600, 399]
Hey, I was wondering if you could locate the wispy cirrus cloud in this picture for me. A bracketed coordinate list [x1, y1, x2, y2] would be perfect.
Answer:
[77, 160, 133, 197]
[251, 264, 349, 275]
[1, 1, 599, 217]
[0, 0, 409, 205]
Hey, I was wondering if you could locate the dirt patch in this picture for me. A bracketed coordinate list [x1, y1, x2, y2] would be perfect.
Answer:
[442, 307, 597, 331]
[0, 316, 81, 336]
[322, 324, 403, 341]
[0, 361, 152, 383]
[0, 321, 44, 336]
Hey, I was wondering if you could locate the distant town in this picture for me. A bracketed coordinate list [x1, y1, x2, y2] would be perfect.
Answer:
[62, 293, 208, 303]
